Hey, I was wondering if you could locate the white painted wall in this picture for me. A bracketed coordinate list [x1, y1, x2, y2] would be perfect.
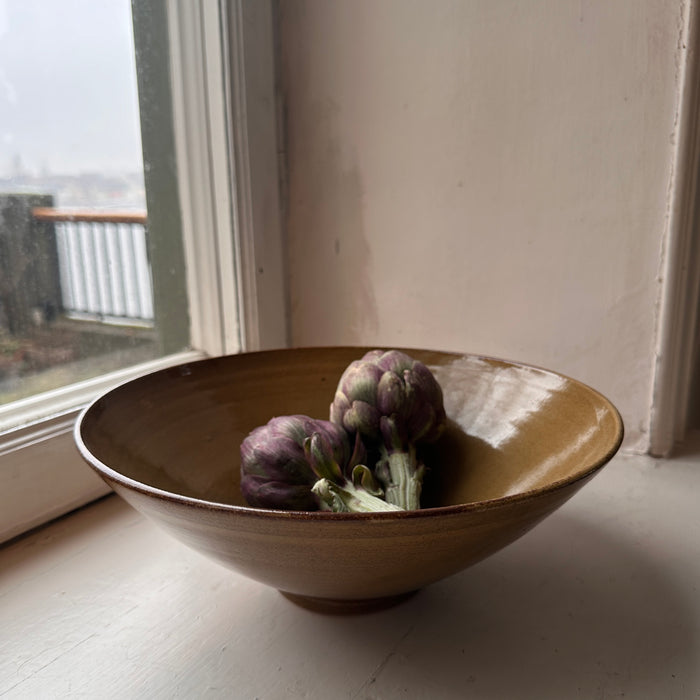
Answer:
[279, 0, 690, 452]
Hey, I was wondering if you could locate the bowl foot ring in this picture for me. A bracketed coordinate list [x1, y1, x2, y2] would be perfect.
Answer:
[280, 589, 419, 614]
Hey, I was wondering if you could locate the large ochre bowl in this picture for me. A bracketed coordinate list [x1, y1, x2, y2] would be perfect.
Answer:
[75, 347, 624, 613]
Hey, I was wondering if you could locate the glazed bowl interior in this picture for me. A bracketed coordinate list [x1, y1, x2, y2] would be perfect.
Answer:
[78, 347, 622, 510]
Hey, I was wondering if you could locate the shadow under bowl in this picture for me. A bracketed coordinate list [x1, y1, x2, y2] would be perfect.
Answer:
[75, 347, 624, 613]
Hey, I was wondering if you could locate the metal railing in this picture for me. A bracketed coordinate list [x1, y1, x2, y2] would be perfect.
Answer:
[32, 208, 153, 327]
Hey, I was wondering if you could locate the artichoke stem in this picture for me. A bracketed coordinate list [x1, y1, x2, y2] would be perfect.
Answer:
[378, 447, 424, 511]
[312, 479, 403, 513]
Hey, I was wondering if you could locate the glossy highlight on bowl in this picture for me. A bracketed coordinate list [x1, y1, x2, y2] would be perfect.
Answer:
[75, 347, 624, 613]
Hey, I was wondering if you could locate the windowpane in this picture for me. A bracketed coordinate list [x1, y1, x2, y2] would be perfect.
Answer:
[0, 0, 188, 405]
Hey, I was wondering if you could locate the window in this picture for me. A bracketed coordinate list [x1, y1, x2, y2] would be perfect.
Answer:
[0, 0, 287, 543]
[0, 0, 173, 404]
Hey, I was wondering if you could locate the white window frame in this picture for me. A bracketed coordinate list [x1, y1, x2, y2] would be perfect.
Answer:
[0, 0, 286, 544]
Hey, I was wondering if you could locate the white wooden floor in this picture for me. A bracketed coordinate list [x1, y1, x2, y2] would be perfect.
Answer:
[1, 441, 700, 699]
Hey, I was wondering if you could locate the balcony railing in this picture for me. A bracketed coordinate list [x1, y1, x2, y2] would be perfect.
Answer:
[32, 208, 153, 327]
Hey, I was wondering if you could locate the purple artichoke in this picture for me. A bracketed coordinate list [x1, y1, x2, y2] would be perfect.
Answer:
[240, 415, 400, 513]
[330, 350, 446, 509]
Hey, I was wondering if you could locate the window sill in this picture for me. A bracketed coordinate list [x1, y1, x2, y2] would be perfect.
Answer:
[0, 350, 205, 544]
[1, 446, 700, 696]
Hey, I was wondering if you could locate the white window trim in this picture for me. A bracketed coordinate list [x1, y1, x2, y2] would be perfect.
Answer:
[168, 0, 242, 357]
[169, 0, 287, 356]
[226, 0, 288, 352]
[648, 2, 700, 457]
[0, 350, 204, 543]
[0, 0, 286, 544]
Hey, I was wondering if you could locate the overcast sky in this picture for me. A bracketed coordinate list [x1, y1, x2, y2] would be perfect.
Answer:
[0, 0, 143, 178]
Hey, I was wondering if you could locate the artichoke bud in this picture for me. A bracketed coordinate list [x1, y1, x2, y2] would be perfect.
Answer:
[372, 349, 411, 374]
[311, 479, 347, 512]
[375, 457, 391, 486]
[404, 365, 446, 443]
[380, 414, 407, 453]
[240, 430, 316, 485]
[329, 391, 350, 426]
[328, 349, 446, 511]
[304, 432, 344, 483]
[360, 348, 384, 364]
[347, 430, 368, 472]
[240, 415, 353, 511]
[377, 370, 405, 416]
[405, 401, 436, 443]
[312, 476, 400, 513]
[351, 464, 384, 497]
[330, 349, 446, 450]
[400, 370, 420, 420]
[410, 362, 445, 408]
[343, 399, 381, 438]
[240, 475, 318, 511]
[241, 413, 404, 513]
[339, 361, 383, 403]
[270, 414, 312, 444]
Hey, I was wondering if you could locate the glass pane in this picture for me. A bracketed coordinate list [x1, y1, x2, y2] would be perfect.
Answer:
[0, 0, 187, 404]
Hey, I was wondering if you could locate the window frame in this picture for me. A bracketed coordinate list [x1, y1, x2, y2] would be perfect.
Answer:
[0, 0, 287, 543]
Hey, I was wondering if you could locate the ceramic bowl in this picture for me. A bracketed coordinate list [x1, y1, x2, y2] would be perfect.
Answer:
[75, 347, 623, 613]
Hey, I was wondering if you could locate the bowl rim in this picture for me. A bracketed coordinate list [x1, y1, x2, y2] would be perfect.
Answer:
[73, 346, 625, 522]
